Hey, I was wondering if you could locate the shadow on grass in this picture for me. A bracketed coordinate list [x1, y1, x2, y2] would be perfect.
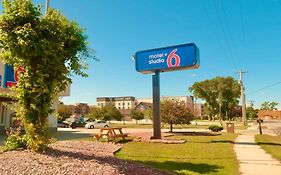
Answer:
[211, 140, 281, 147]
[256, 142, 281, 146]
[42, 147, 220, 174]
[211, 140, 259, 146]
[55, 131, 93, 141]
[139, 160, 221, 174]
[171, 132, 221, 136]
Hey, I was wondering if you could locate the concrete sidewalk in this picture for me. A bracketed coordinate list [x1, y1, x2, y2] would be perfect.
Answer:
[234, 124, 281, 175]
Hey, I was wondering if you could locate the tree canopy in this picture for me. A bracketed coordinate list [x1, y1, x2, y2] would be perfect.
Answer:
[130, 109, 144, 124]
[161, 99, 193, 132]
[86, 105, 123, 121]
[189, 76, 240, 120]
[260, 101, 279, 110]
[0, 0, 93, 151]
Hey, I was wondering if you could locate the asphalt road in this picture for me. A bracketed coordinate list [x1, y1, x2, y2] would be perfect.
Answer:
[262, 119, 281, 135]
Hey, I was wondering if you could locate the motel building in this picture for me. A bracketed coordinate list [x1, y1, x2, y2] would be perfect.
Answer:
[0, 58, 70, 135]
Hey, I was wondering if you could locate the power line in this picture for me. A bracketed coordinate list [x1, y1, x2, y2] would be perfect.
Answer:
[248, 81, 281, 95]
[200, 0, 224, 52]
[220, 0, 237, 68]
[239, 0, 246, 59]
[213, 0, 238, 70]
[200, 0, 236, 71]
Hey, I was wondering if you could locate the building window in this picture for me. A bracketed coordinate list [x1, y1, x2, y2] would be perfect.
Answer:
[128, 107, 130, 109]
[118, 107, 121, 109]
[128, 102, 130, 105]
[119, 103, 121, 106]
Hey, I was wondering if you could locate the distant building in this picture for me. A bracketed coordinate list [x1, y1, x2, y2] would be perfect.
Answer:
[194, 103, 205, 117]
[137, 96, 194, 113]
[135, 102, 152, 112]
[258, 110, 281, 120]
[96, 96, 137, 110]
[96, 95, 195, 120]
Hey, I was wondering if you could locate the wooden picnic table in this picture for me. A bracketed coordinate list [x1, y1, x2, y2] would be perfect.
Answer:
[94, 127, 128, 141]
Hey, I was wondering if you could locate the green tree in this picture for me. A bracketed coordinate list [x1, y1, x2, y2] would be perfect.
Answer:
[86, 106, 103, 120]
[0, 0, 93, 151]
[100, 105, 123, 121]
[246, 107, 258, 120]
[260, 101, 279, 110]
[130, 109, 144, 124]
[58, 105, 72, 121]
[144, 107, 153, 120]
[161, 99, 193, 132]
[189, 76, 240, 121]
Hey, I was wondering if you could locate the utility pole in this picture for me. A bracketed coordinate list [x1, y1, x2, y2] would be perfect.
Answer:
[237, 69, 247, 126]
[45, 0, 50, 16]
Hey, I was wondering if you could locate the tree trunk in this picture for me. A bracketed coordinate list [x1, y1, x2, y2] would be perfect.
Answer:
[170, 123, 173, 133]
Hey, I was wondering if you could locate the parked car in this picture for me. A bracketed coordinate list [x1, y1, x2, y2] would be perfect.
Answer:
[57, 121, 66, 128]
[85, 120, 110, 129]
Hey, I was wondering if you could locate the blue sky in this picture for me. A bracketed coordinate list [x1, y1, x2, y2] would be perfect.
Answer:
[2, 0, 281, 108]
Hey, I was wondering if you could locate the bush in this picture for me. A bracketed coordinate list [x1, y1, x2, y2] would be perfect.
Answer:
[208, 125, 223, 132]
[5, 129, 27, 151]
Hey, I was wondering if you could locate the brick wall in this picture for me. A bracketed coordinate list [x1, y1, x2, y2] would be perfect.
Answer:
[258, 110, 281, 120]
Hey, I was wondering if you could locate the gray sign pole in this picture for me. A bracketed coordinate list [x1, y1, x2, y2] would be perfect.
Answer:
[152, 71, 161, 139]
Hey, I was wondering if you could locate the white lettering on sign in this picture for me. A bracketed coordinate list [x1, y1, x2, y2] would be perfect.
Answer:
[149, 53, 164, 59]
[148, 58, 165, 64]
[148, 53, 168, 65]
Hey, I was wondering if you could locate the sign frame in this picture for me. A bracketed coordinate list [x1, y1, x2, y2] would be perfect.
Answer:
[135, 43, 200, 74]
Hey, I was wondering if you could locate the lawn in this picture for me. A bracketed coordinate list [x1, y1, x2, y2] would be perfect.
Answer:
[111, 121, 249, 131]
[111, 123, 153, 129]
[255, 134, 281, 161]
[115, 133, 239, 175]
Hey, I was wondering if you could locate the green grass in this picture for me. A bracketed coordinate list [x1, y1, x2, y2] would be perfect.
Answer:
[256, 135, 281, 161]
[111, 121, 249, 130]
[53, 131, 95, 141]
[115, 133, 239, 175]
[111, 123, 153, 129]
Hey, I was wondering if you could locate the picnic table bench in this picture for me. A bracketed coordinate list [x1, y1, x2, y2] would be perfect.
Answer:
[94, 127, 128, 141]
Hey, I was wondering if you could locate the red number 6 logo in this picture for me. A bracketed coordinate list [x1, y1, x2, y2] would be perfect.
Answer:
[167, 49, 180, 68]
[14, 66, 25, 82]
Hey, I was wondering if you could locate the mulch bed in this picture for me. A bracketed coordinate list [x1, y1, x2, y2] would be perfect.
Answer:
[0, 141, 172, 175]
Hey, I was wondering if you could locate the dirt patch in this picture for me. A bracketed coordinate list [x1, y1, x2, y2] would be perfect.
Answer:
[0, 141, 171, 175]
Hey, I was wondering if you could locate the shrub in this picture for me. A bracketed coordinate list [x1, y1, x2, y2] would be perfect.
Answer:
[5, 129, 27, 151]
[208, 125, 223, 132]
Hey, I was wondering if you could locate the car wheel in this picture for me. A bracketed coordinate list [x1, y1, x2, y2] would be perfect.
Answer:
[104, 125, 109, 128]
[90, 125, 94, 129]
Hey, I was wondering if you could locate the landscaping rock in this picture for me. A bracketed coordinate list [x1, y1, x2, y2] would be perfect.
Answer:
[0, 141, 171, 175]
